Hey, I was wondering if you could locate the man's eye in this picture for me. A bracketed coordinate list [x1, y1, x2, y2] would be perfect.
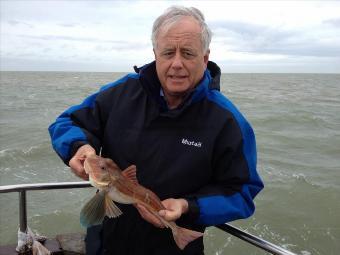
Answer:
[183, 52, 194, 58]
[163, 52, 173, 56]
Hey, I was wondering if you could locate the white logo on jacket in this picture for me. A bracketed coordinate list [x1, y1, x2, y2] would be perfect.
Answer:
[181, 138, 202, 148]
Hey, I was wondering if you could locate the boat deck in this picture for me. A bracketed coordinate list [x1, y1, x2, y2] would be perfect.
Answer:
[0, 233, 84, 255]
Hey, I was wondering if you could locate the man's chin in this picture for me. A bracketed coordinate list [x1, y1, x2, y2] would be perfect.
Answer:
[165, 89, 192, 98]
[165, 84, 191, 94]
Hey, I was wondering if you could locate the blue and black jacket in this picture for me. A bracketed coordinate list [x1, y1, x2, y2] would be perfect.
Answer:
[49, 61, 263, 254]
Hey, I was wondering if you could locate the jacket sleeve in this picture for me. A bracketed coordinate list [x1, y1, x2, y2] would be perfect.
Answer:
[185, 95, 264, 226]
[48, 91, 105, 165]
[48, 74, 138, 164]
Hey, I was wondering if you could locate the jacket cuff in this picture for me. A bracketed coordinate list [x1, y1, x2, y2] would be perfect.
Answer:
[184, 197, 200, 221]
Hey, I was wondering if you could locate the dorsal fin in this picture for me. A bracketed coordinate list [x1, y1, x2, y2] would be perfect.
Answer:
[122, 165, 138, 184]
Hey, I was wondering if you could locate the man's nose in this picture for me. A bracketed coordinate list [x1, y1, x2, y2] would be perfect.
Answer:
[171, 52, 184, 69]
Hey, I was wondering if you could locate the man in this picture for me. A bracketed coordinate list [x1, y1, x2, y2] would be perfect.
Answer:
[49, 6, 263, 255]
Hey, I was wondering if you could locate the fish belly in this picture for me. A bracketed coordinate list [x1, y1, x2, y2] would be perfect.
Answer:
[107, 187, 135, 204]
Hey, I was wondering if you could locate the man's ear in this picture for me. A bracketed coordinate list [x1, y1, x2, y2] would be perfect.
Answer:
[153, 48, 157, 59]
[204, 49, 210, 66]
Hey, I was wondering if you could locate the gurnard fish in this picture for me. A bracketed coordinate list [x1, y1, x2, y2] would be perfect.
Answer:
[80, 154, 203, 250]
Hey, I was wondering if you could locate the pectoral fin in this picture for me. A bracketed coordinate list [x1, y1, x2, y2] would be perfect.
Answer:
[80, 191, 123, 227]
[80, 190, 107, 227]
[105, 194, 122, 218]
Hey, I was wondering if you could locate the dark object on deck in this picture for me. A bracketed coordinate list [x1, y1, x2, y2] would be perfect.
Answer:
[56, 233, 85, 254]
[0, 238, 62, 255]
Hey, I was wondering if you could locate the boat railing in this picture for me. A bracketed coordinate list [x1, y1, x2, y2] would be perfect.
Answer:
[0, 182, 297, 255]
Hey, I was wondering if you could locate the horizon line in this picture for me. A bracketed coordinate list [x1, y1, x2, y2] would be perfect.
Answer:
[1, 70, 339, 74]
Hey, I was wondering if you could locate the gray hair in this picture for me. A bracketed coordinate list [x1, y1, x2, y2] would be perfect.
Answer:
[151, 6, 212, 53]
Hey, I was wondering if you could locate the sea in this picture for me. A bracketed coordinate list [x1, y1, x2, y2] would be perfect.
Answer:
[0, 71, 339, 255]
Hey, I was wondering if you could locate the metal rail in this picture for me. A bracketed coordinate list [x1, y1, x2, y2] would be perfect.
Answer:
[216, 224, 297, 255]
[0, 182, 297, 255]
[0, 182, 91, 232]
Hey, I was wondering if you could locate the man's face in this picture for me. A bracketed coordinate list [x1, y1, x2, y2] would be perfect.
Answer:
[154, 17, 209, 98]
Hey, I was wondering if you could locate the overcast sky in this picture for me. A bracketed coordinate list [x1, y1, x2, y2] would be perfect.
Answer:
[1, 1, 340, 73]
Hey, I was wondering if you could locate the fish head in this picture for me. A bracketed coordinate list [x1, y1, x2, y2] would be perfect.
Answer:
[84, 154, 121, 188]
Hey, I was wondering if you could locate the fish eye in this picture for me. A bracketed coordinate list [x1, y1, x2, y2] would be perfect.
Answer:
[99, 164, 106, 171]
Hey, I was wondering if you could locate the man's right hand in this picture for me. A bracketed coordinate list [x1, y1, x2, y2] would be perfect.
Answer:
[69, 144, 96, 180]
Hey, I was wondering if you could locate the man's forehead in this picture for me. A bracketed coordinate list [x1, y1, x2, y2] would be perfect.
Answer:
[163, 31, 201, 40]
[158, 32, 201, 46]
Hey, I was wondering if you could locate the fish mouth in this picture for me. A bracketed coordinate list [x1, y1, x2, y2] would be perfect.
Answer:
[84, 157, 110, 188]
[83, 158, 99, 186]
[84, 159, 91, 174]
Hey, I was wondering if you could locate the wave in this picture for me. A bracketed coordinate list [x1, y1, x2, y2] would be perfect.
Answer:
[0, 142, 74, 185]
[0, 142, 53, 160]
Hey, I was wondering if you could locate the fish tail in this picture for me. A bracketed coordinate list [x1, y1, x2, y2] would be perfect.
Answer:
[144, 210, 203, 250]
[80, 190, 123, 227]
[172, 227, 203, 250]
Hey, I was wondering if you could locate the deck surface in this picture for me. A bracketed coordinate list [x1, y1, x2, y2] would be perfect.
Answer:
[0, 233, 85, 255]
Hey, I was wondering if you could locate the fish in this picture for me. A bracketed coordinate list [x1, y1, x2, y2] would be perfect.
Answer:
[80, 154, 203, 250]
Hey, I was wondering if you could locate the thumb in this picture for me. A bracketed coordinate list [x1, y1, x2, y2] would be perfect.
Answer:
[158, 209, 177, 221]
[69, 157, 88, 180]
[71, 159, 85, 172]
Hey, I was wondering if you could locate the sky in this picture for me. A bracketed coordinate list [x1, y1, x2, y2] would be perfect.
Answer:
[1, 0, 340, 73]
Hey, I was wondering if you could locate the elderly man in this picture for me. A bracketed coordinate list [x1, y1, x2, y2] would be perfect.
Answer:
[49, 6, 263, 255]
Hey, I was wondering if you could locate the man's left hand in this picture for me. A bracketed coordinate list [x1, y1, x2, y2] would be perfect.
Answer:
[159, 198, 188, 221]
[135, 198, 189, 228]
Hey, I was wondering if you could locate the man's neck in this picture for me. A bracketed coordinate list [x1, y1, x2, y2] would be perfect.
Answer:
[164, 94, 185, 109]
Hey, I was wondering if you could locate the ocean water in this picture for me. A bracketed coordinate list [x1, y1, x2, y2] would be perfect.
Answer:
[0, 71, 339, 255]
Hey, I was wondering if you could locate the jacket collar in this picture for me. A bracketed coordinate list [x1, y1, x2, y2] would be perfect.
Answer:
[134, 61, 221, 116]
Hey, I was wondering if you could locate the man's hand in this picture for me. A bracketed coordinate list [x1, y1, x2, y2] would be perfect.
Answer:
[68, 144, 96, 180]
[135, 198, 189, 228]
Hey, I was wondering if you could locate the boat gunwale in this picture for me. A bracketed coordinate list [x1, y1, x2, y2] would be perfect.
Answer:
[0, 182, 297, 255]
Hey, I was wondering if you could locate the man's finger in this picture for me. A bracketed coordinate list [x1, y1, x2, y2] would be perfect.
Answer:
[71, 167, 89, 180]
[158, 209, 178, 221]
[68, 144, 95, 181]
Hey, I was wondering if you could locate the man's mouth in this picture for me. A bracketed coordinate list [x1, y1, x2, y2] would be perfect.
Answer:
[168, 75, 187, 80]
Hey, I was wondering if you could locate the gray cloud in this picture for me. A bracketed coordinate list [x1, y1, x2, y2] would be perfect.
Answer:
[16, 34, 147, 47]
[7, 20, 34, 28]
[323, 18, 340, 27]
[16, 34, 104, 43]
[210, 20, 269, 38]
[58, 23, 79, 28]
[12, 34, 150, 53]
[245, 44, 340, 58]
[210, 20, 340, 58]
